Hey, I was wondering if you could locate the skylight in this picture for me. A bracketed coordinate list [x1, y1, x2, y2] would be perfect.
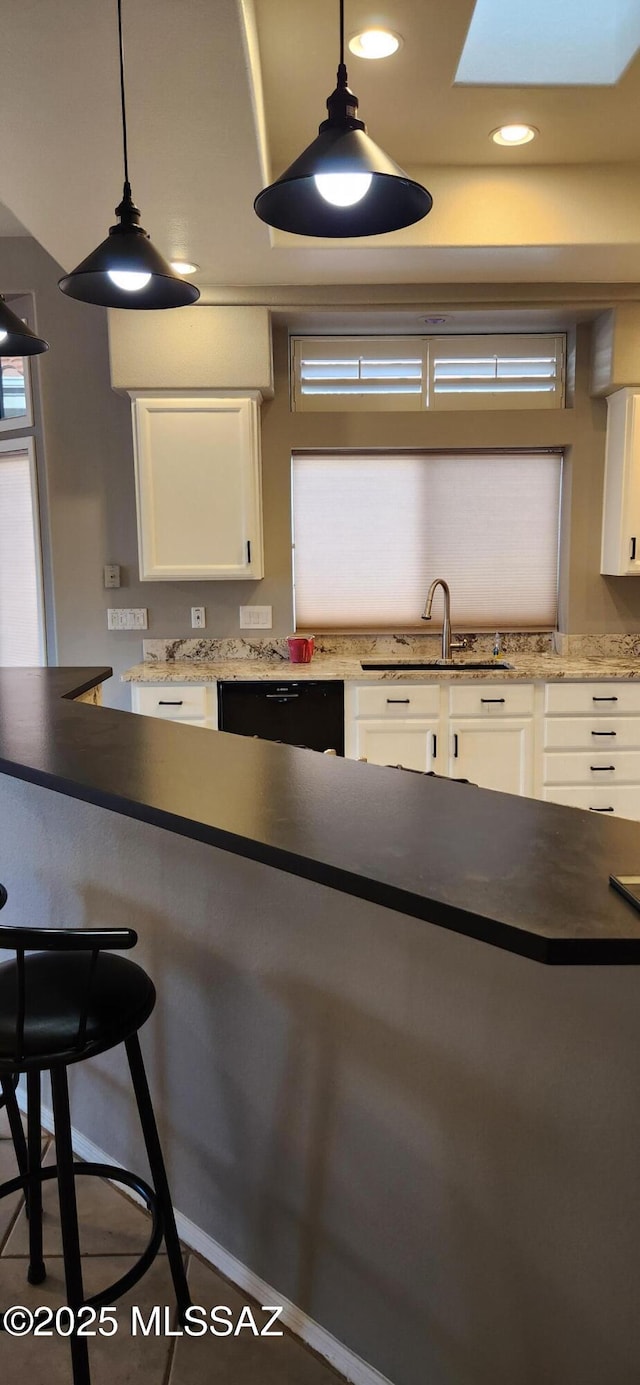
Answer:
[456, 0, 640, 86]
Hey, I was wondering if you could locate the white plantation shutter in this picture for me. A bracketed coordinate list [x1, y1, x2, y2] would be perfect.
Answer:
[292, 452, 561, 630]
[428, 335, 565, 410]
[291, 337, 426, 411]
[0, 440, 45, 665]
[291, 335, 565, 411]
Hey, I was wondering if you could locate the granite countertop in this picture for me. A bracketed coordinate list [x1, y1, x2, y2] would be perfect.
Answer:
[121, 653, 640, 684]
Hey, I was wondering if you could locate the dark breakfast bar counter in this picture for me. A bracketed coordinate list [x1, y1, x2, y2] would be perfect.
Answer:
[1, 667, 640, 1385]
[0, 667, 640, 963]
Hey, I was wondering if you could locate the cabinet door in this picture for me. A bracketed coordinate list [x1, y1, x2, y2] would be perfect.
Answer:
[353, 720, 438, 771]
[601, 390, 640, 575]
[132, 394, 263, 580]
[448, 718, 533, 795]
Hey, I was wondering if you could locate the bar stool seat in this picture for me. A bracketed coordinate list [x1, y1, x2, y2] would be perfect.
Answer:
[0, 882, 190, 1385]
[0, 951, 155, 1062]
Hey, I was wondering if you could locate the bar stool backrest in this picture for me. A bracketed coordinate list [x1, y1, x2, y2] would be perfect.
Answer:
[0, 881, 137, 1064]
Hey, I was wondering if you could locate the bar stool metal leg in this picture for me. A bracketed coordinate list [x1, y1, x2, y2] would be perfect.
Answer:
[125, 1034, 191, 1322]
[51, 1065, 91, 1385]
[26, 1070, 45, 1284]
[0, 1076, 28, 1187]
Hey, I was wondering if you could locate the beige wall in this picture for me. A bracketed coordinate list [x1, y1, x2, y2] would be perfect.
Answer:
[0, 240, 285, 709]
[2, 237, 639, 710]
[264, 322, 640, 637]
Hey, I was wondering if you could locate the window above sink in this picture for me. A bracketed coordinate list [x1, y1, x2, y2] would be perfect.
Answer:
[292, 450, 561, 633]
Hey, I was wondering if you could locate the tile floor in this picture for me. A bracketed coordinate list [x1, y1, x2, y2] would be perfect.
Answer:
[0, 1105, 346, 1385]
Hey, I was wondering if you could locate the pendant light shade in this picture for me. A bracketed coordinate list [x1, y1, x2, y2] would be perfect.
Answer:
[0, 296, 49, 356]
[59, 185, 200, 309]
[254, 1, 432, 238]
[59, 0, 199, 311]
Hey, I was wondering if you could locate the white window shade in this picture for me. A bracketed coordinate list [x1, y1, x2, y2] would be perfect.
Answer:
[292, 452, 561, 630]
[0, 440, 45, 665]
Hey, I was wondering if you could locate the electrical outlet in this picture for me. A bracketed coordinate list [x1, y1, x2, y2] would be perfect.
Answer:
[191, 607, 206, 629]
[103, 564, 121, 589]
[239, 605, 272, 629]
[107, 608, 148, 630]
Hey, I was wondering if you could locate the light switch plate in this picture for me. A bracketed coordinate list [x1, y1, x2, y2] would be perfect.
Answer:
[239, 605, 272, 629]
[107, 608, 148, 630]
[103, 564, 121, 589]
[191, 607, 206, 628]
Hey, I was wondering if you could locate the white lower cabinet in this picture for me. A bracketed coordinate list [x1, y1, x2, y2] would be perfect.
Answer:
[543, 787, 640, 820]
[543, 679, 640, 820]
[131, 683, 217, 728]
[448, 719, 534, 795]
[347, 677, 640, 818]
[351, 719, 438, 772]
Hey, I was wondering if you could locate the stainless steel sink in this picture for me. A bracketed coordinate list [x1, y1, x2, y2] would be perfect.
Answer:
[360, 660, 513, 671]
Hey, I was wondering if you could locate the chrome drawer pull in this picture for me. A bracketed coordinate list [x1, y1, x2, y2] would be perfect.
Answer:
[591, 730, 616, 736]
[590, 765, 615, 772]
[592, 696, 618, 702]
[589, 806, 614, 812]
[158, 700, 183, 706]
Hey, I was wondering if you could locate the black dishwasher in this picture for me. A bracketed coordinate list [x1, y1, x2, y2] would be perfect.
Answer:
[217, 680, 344, 755]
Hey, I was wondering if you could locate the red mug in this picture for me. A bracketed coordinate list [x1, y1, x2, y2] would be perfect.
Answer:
[287, 636, 314, 664]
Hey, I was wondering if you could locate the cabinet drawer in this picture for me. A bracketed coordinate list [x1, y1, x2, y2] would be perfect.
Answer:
[544, 682, 640, 715]
[543, 785, 640, 821]
[134, 684, 208, 720]
[449, 683, 534, 718]
[543, 716, 640, 750]
[354, 683, 440, 718]
[543, 750, 640, 785]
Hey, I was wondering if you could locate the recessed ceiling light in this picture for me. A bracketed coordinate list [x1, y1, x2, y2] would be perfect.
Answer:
[348, 29, 402, 59]
[491, 124, 537, 147]
[170, 260, 199, 275]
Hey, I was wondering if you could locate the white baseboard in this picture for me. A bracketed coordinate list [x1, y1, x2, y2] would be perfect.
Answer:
[17, 1092, 394, 1385]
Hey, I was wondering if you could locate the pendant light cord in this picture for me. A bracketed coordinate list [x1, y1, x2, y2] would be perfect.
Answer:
[339, 0, 344, 66]
[117, 0, 131, 189]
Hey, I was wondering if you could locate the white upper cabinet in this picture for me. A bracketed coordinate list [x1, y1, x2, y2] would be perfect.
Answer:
[601, 389, 640, 575]
[131, 392, 264, 581]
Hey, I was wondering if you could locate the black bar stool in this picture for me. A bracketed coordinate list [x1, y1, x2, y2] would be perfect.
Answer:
[0, 881, 190, 1384]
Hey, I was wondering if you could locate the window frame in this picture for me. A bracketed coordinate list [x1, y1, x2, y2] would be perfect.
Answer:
[0, 354, 34, 432]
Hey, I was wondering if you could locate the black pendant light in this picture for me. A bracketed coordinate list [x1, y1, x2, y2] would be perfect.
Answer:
[0, 296, 49, 356]
[254, 0, 432, 238]
[59, 0, 199, 310]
